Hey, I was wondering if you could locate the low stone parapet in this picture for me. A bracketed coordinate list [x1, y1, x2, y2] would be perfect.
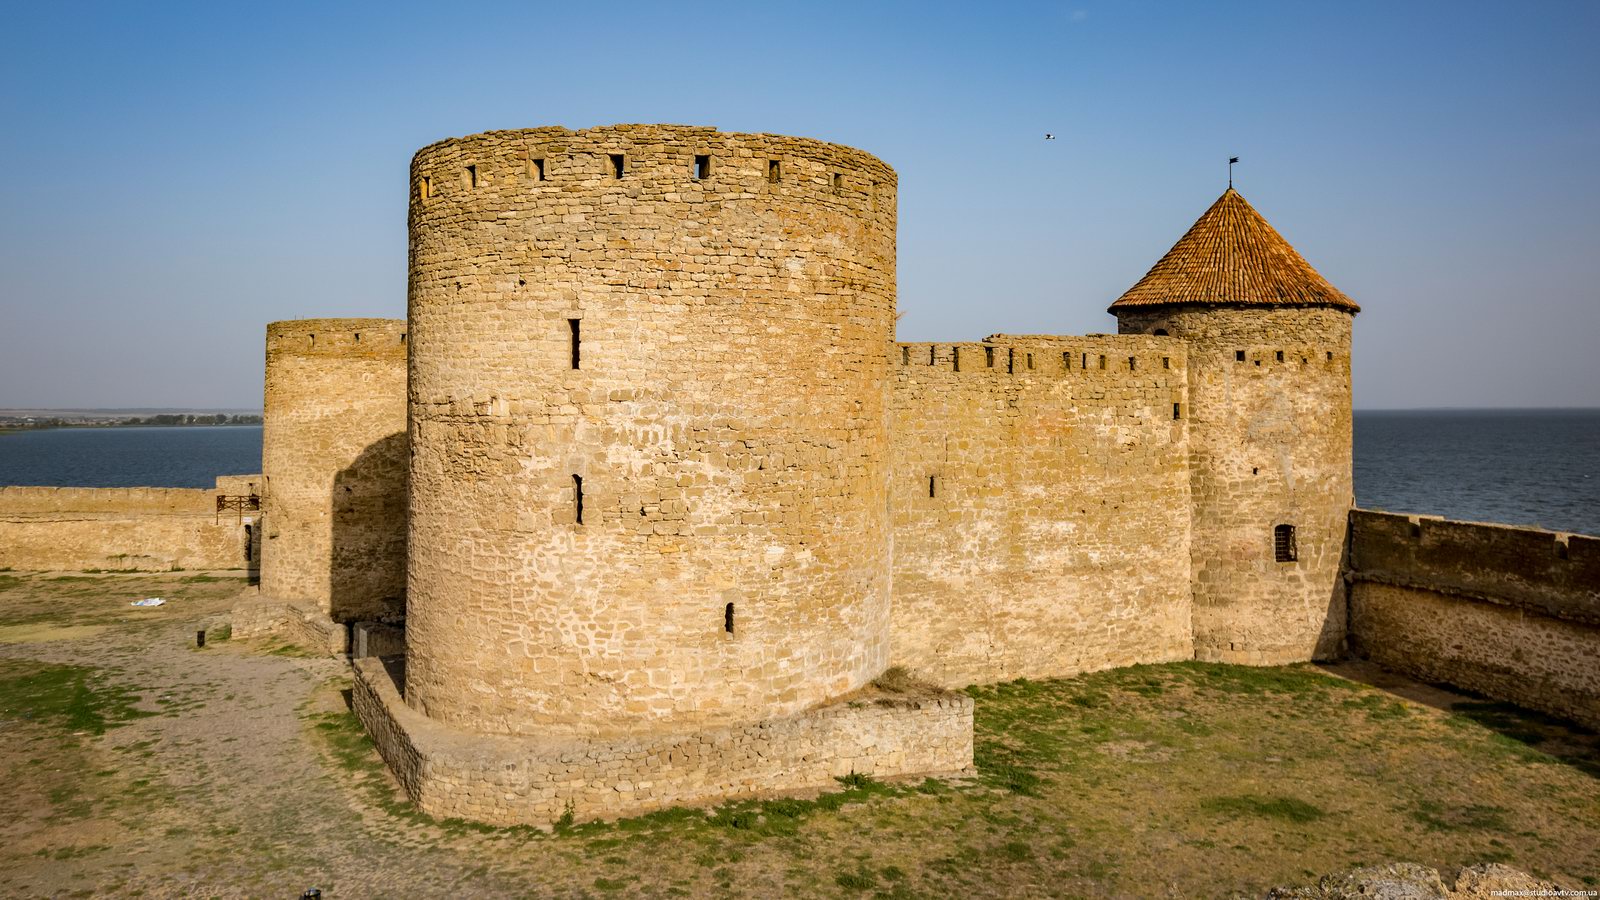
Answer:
[1346, 509, 1600, 729]
[352, 656, 974, 827]
[232, 593, 348, 656]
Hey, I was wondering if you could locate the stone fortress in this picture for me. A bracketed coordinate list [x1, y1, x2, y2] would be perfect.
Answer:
[197, 124, 1596, 827]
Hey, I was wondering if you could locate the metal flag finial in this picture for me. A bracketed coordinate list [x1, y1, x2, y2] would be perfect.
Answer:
[1228, 157, 1240, 188]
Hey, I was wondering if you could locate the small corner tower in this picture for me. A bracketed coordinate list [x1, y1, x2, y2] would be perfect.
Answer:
[1110, 188, 1359, 664]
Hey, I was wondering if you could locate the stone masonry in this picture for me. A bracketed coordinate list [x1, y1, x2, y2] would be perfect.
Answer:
[256, 124, 1373, 826]
[259, 318, 408, 624]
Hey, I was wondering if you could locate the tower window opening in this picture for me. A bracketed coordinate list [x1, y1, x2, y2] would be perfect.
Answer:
[767, 160, 781, 183]
[1273, 524, 1297, 562]
[308, 333, 315, 347]
[1555, 537, 1570, 560]
[1098, 354, 1106, 370]
[354, 332, 361, 343]
[929, 346, 936, 365]
[1026, 353, 1034, 370]
[1327, 351, 1334, 361]
[952, 347, 960, 372]
[928, 475, 937, 498]
[1081, 352, 1088, 369]
[724, 602, 735, 635]
[400, 333, 407, 343]
[985, 346, 995, 368]
[1162, 356, 1170, 369]
[1062, 352, 1071, 371]
[533, 157, 547, 181]
[1128, 356, 1136, 371]
[1236, 350, 1246, 362]
[573, 475, 584, 525]
[1173, 402, 1181, 420]
[1276, 350, 1284, 362]
[832, 172, 843, 191]
[418, 176, 432, 200]
[901, 346, 909, 365]
[465, 165, 478, 188]
[568, 318, 581, 370]
[1007, 348, 1014, 374]
[693, 154, 711, 180]
[1255, 360, 1261, 366]
[610, 154, 625, 178]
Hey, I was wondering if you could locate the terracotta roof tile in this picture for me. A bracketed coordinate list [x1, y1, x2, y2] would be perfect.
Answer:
[1108, 188, 1359, 313]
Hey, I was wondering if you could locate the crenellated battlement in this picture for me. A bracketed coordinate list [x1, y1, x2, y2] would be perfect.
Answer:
[265, 319, 407, 359]
[409, 124, 897, 223]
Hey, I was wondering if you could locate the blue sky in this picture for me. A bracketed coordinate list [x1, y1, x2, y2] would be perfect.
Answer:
[1, 0, 1596, 409]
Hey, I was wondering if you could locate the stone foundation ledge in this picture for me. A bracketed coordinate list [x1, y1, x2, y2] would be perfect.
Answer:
[230, 593, 347, 656]
[352, 656, 975, 827]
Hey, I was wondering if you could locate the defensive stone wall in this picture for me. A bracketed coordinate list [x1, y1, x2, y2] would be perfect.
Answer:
[0, 481, 254, 571]
[353, 656, 972, 827]
[889, 334, 1193, 686]
[1346, 509, 1600, 728]
[404, 125, 898, 737]
[1116, 306, 1355, 664]
[260, 319, 407, 623]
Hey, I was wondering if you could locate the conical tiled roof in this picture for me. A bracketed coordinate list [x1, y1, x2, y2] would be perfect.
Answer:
[1108, 188, 1359, 313]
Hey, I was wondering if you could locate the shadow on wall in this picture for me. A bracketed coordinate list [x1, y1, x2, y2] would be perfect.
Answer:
[245, 521, 261, 586]
[329, 432, 408, 623]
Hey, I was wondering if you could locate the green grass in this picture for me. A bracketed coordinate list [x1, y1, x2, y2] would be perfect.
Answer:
[0, 659, 153, 735]
[274, 660, 1600, 895]
[1200, 794, 1328, 823]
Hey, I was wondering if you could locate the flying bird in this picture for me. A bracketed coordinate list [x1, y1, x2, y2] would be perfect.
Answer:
[1045, 133, 1056, 140]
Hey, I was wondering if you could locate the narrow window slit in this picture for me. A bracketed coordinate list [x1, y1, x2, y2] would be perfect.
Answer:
[832, 172, 843, 191]
[928, 476, 937, 498]
[573, 475, 584, 525]
[1063, 352, 1071, 371]
[724, 602, 735, 635]
[1173, 403, 1181, 420]
[1128, 356, 1136, 371]
[1026, 353, 1034, 370]
[533, 157, 546, 181]
[610, 154, 625, 178]
[1098, 354, 1106, 370]
[568, 319, 581, 370]
[418, 176, 432, 200]
[929, 346, 936, 365]
[901, 346, 909, 365]
[985, 346, 995, 368]
[1327, 351, 1334, 361]
[1236, 350, 1246, 362]
[693, 155, 710, 180]
[767, 160, 781, 183]
[465, 165, 477, 188]
[1162, 356, 1170, 369]
[1276, 350, 1284, 362]
[1007, 348, 1015, 374]
[952, 347, 960, 372]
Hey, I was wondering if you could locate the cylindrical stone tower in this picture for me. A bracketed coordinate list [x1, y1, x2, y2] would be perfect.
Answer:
[261, 319, 409, 623]
[1111, 189, 1359, 664]
[404, 125, 897, 736]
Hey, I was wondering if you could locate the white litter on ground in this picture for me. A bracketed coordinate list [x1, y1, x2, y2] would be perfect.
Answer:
[131, 597, 165, 607]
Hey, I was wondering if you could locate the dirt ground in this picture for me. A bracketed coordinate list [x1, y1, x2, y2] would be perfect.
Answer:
[1, 570, 1597, 898]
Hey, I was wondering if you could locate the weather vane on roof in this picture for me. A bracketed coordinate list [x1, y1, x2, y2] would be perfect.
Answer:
[1229, 156, 1240, 188]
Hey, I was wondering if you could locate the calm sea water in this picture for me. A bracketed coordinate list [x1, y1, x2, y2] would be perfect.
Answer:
[0, 426, 262, 489]
[1354, 409, 1599, 537]
[1, 413, 1595, 535]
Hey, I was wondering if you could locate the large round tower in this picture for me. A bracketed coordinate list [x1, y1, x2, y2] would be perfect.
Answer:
[404, 125, 898, 736]
[260, 318, 408, 623]
[1111, 189, 1358, 664]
